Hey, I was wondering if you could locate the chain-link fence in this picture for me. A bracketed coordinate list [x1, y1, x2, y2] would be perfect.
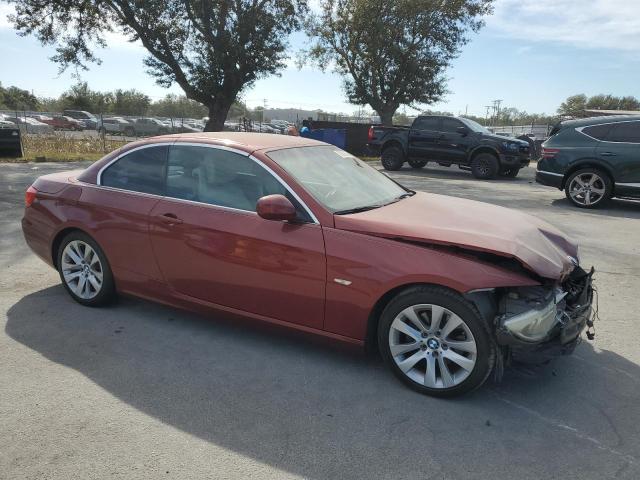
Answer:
[0, 109, 303, 158]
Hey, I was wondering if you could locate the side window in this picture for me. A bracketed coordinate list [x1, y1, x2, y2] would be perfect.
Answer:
[441, 118, 464, 134]
[166, 145, 312, 220]
[412, 117, 441, 131]
[582, 124, 612, 141]
[605, 122, 640, 143]
[101, 146, 167, 195]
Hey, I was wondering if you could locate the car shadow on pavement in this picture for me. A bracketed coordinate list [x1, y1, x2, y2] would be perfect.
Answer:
[385, 165, 531, 183]
[550, 197, 640, 219]
[6, 286, 640, 478]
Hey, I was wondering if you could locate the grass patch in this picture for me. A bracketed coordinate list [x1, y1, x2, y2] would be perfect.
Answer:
[0, 134, 128, 163]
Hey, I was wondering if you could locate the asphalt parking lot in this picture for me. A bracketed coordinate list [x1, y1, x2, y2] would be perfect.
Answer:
[1, 160, 640, 479]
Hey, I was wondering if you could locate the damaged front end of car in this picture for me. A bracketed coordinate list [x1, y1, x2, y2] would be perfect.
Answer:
[467, 263, 595, 373]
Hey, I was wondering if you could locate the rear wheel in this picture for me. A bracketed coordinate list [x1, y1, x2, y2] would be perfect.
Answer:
[57, 231, 116, 307]
[381, 145, 405, 171]
[565, 168, 612, 208]
[378, 286, 494, 397]
[471, 153, 499, 179]
[408, 159, 427, 169]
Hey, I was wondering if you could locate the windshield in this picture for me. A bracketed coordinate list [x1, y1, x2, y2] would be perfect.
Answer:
[460, 117, 491, 134]
[267, 146, 409, 213]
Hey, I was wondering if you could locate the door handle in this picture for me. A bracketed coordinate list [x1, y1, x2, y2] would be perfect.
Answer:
[600, 152, 617, 157]
[157, 213, 183, 225]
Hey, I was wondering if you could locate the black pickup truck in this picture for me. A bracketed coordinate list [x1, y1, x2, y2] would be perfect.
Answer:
[368, 115, 530, 179]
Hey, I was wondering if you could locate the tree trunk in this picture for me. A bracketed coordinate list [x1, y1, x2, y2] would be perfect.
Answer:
[378, 108, 395, 126]
[204, 101, 233, 132]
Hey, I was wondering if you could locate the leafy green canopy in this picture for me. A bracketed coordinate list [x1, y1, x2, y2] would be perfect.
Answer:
[305, 0, 493, 125]
[558, 94, 640, 118]
[7, 0, 307, 130]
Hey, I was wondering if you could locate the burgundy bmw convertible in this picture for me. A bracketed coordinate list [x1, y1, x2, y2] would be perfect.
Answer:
[22, 133, 594, 397]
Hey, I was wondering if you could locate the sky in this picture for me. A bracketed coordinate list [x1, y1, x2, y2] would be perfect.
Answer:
[1, 0, 639, 117]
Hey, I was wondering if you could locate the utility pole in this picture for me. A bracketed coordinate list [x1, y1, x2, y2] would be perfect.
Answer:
[492, 99, 503, 125]
[261, 98, 268, 130]
[484, 105, 492, 125]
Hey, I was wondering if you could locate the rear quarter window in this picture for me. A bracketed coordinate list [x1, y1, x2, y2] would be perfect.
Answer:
[581, 124, 613, 141]
[101, 146, 168, 195]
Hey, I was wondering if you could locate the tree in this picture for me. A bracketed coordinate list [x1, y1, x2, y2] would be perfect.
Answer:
[59, 82, 111, 112]
[8, 0, 307, 131]
[0, 84, 40, 110]
[557, 94, 640, 118]
[111, 89, 152, 116]
[148, 94, 208, 118]
[305, 0, 493, 125]
[557, 94, 587, 118]
[586, 94, 640, 111]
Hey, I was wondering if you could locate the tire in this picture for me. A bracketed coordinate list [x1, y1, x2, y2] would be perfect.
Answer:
[124, 126, 135, 137]
[381, 145, 405, 171]
[471, 153, 499, 179]
[378, 285, 495, 398]
[408, 159, 427, 169]
[56, 231, 116, 307]
[564, 168, 612, 208]
[501, 168, 520, 178]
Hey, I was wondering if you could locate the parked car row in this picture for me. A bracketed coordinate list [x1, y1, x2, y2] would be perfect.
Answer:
[223, 119, 294, 134]
[0, 110, 211, 136]
[368, 113, 640, 209]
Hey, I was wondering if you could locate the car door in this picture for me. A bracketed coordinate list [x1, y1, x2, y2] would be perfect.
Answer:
[408, 117, 442, 159]
[148, 144, 327, 329]
[437, 117, 473, 164]
[88, 144, 169, 283]
[595, 121, 640, 195]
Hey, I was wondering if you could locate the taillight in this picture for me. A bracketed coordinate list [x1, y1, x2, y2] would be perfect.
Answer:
[25, 185, 38, 207]
[541, 148, 560, 159]
[368, 126, 374, 142]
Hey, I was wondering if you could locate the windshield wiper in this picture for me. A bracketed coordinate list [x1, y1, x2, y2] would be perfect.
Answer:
[334, 204, 384, 215]
[334, 191, 416, 215]
[396, 190, 415, 200]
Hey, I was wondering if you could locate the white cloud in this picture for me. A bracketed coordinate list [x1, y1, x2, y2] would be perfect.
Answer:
[488, 0, 640, 51]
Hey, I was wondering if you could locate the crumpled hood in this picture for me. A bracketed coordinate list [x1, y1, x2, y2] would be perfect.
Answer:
[333, 192, 578, 280]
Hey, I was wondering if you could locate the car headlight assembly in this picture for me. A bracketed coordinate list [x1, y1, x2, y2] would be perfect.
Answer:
[500, 287, 566, 342]
[502, 142, 520, 152]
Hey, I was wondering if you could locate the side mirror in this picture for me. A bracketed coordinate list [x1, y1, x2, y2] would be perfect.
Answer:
[456, 126, 469, 136]
[256, 194, 297, 222]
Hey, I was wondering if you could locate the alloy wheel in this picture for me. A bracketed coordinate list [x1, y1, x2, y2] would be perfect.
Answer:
[568, 172, 606, 206]
[61, 240, 104, 299]
[388, 304, 477, 389]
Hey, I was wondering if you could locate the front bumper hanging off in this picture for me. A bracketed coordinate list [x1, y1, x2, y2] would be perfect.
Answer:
[496, 266, 595, 363]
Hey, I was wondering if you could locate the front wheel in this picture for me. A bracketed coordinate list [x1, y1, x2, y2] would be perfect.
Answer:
[471, 153, 499, 179]
[408, 159, 427, 169]
[381, 145, 405, 171]
[57, 231, 116, 307]
[378, 286, 494, 397]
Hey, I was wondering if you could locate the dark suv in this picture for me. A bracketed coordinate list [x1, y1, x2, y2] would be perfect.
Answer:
[536, 115, 640, 208]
